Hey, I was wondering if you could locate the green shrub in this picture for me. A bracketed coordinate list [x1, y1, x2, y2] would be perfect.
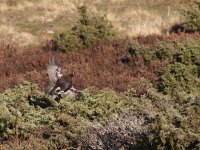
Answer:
[182, 0, 200, 32]
[125, 40, 154, 68]
[53, 6, 116, 51]
[0, 82, 56, 141]
[1, 80, 200, 149]
[146, 91, 200, 149]
[0, 82, 129, 148]
[59, 88, 123, 120]
[157, 40, 200, 95]
[125, 39, 200, 95]
[126, 82, 200, 149]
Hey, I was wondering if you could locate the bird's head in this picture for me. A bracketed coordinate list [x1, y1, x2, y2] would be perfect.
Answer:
[68, 71, 75, 78]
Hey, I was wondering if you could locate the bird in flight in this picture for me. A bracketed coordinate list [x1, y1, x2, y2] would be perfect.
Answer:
[45, 56, 81, 100]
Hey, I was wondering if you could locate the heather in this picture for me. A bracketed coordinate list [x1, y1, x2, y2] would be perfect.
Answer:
[0, 34, 200, 149]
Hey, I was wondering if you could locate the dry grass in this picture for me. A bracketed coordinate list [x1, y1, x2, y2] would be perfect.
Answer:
[0, 1, 25, 12]
[0, 24, 37, 47]
[107, 9, 180, 36]
[0, 24, 16, 35]
[0, 0, 186, 47]
[101, 0, 183, 36]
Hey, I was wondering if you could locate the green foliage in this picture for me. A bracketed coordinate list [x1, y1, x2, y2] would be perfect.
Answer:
[157, 40, 200, 95]
[126, 39, 200, 95]
[124, 82, 200, 149]
[0, 80, 200, 149]
[0, 82, 127, 148]
[53, 6, 116, 51]
[124, 38, 200, 148]
[146, 93, 200, 149]
[59, 89, 122, 120]
[126, 40, 154, 65]
[0, 82, 56, 141]
[182, 0, 200, 32]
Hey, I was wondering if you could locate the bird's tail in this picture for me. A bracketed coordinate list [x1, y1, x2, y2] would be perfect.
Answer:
[49, 56, 60, 67]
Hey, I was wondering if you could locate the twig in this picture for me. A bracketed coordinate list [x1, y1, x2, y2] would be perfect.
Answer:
[15, 117, 19, 150]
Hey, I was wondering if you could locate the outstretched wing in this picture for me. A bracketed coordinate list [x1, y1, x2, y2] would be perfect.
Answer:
[47, 56, 62, 84]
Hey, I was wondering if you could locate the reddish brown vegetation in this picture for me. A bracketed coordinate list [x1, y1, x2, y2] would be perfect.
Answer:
[135, 32, 200, 45]
[1, 33, 200, 94]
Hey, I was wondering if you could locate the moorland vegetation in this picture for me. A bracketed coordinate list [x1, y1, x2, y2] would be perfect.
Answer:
[0, 0, 200, 149]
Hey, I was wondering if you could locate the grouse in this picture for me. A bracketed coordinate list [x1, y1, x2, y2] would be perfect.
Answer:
[45, 56, 81, 100]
